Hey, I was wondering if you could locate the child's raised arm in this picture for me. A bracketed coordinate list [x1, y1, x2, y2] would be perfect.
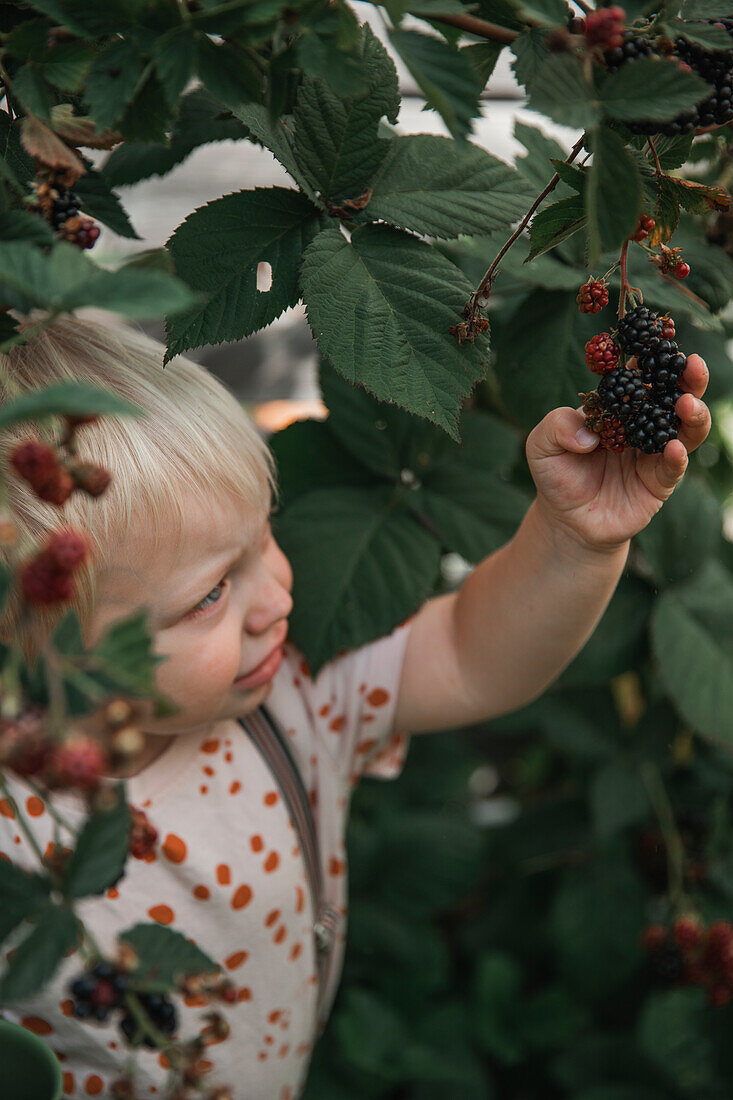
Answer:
[392, 354, 711, 735]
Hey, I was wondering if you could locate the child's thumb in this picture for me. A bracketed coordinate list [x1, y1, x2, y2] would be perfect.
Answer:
[527, 406, 599, 462]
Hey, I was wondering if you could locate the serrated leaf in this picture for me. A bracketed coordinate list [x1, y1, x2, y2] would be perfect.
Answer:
[63, 794, 131, 899]
[461, 40, 503, 90]
[293, 25, 399, 205]
[13, 63, 52, 119]
[90, 609, 163, 697]
[232, 103, 315, 199]
[0, 904, 79, 1000]
[527, 54, 598, 130]
[165, 187, 327, 358]
[511, 26, 549, 91]
[301, 224, 488, 440]
[389, 28, 480, 141]
[274, 485, 440, 673]
[0, 380, 143, 431]
[43, 39, 95, 91]
[118, 71, 171, 144]
[0, 113, 35, 187]
[600, 58, 712, 122]
[550, 160, 587, 193]
[196, 35, 261, 110]
[651, 177, 682, 243]
[365, 134, 532, 238]
[20, 116, 85, 180]
[74, 165, 139, 240]
[663, 175, 730, 214]
[528, 195, 586, 260]
[653, 133, 694, 171]
[651, 560, 733, 745]
[586, 128, 642, 263]
[152, 26, 198, 104]
[84, 37, 145, 131]
[0, 861, 50, 945]
[666, 19, 733, 51]
[119, 923, 219, 989]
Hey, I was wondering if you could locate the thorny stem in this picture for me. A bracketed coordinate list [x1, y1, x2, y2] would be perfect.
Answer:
[640, 761, 689, 913]
[618, 240, 631, 320]
[647, 136, 663, 175]
[428, 12, 518, 44]
[468, 134, 587, 315]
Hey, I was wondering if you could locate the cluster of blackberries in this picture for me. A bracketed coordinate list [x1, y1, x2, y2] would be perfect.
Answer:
[68, 962, 178, 1047]
[50, 188, 82, 230]
[604, 17, 733, 135]
[31, 180, 101, 249]
[582, 304, 685, 454]
[643, 917, 733, 1007]
[635, 808, 708, 893]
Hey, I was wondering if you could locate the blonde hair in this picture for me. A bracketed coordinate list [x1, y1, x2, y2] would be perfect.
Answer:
[0, 311, 278, 656]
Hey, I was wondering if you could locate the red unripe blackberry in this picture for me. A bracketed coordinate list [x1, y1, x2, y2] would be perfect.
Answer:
[19, 553, 75, 604]
[70, 462, 112, 498]
[577, 279, 609, 314]
[708, 983, 732, 1008]
[61, 214, 101, 250]
[0, 706, 50, 777]
[129, 806, 158, 859]
[675, 261, 690, 279]
[585, 332, 620, 374]
[47, 732, 108, 791]
[585, 6, 625, 50]
[47, 529, 89, 571]
[673, 916, 703, 951]
[632, 214, 655, 242]
[598, 416, 626, 452]
[707, 921, 733, 960]
[642, 924, 668, 952]
[10, 439, 58, 486]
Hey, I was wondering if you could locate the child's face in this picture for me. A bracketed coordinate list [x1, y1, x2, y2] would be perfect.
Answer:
[87, 489, 293, 738]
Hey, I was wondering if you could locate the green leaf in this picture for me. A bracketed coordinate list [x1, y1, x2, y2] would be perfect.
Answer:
[516, 0, 567, 25]
[473, 951, 524, 1065]
[152, 26, 198, 104]
[63, 794, 131, 899]
[42, 39, 95, 92]
[651, 560, 733, 745]
[653, 132, 694, 171]
[511, 26, 549, 91]
[680, 0, 732, 15]
[292, 27, 399, 205]
[0, 380, 143, 431]
[600, 58, 712, 122]
[586, 128, 642, 263]
[119, 923, 219, 989]
[461, 41, 503, 90]
[195, 35, 261, 110]
[275, 484, 441, 673]
[638, 989, 718, 1095]
[301, 224, 488, 440]
[652, 176, 682, 242]
[389, 28, 480, 141]
[232, 103, 315, 199]
[0, 904, 79, 1000]
[514, 119, 567, 190]
[0, 209, 54, 245]
[84, 37, 145, 131]
[519, 986, 589, 1051]
[528, 55, 598, 130]
[666, 19, 733, 51]
[270, 417, 375, 511]
[0, 113, 35, 188]
[0, 861, 50, 945]
[73, 166, 139, 240]
[558, 575, 652, 687]
[590, 760, 649, 838]
[118, 71, 171, 144]
[636, 473, 722, 586]
[91, 609, 163, 698]
[365, 134, 532, 239]
[334, 987, 406, 1083]
[12, 63, 52, 119]
[165, 187, 328, 358]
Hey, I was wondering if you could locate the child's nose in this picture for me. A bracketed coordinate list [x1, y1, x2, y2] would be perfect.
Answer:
[245, 579, 293, 635]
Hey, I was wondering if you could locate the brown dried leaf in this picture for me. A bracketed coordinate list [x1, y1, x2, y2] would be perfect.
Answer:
[50, 104, 122, 150]
[20, 116, 85, 181]
[669, 176, 730, 213]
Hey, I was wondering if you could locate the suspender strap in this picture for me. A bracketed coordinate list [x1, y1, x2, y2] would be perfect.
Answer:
[237, 707, 341, 1021]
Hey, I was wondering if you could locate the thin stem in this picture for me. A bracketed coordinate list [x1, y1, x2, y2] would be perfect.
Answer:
[0, 771, 53, 875]
[41, 640, 68, 742]
[640, 761, 688, 912]
[426, 12, 518, 44]
[26, 775, 80, 840]
[468, 134, 586, 311]
[618, 240, 630, 320]
[647, 136, 663, 175]
[574, 0, 592, 12]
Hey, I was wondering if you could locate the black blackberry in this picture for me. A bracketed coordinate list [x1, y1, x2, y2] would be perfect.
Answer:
[597, 366, 648, 419]
[604, 35, 655, 73]
[119, 992, 177, 1049]
[639, 342, 687, 388]
[625, 403, 680, 453]
[50, 189, 82, 230]
[616, 306, 663, 356]
[69, 961, 128, 1024]
[648, 941, 686, 983]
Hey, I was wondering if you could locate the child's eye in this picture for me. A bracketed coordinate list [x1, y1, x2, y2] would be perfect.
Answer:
[187, 580, 226, 619]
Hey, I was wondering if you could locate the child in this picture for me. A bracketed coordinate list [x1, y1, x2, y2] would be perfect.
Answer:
[0, 313, 711, 1099]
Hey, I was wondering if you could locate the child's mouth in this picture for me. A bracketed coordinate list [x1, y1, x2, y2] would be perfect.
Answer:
[233, 627, 288, 690]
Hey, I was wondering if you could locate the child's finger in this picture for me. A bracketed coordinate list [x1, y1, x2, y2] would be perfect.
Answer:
[678, 354, 709, 400]
[527, 406, 598, 461]
[640, 437, 688, 500]
[675, 391, 712, 454]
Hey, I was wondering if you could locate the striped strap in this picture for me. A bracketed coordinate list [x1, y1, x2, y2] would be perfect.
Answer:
[237, 707, 341, 1018]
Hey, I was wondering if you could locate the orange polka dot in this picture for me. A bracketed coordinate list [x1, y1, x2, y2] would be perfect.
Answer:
[224, 751, 233, 763]
[264, 851, 280, 873]
[268, 1009, 282, 1024]
[202, 765, 215, 777]
[162, 834, 187, 864]
[0, 798, 15, 819]
[318, 703, 330, 717]
[329, 715, 346, 732]
[200, 785, 208, 795]
[195, 1059, 213, 1073]
[201, 739, 219, 753]
[361, 714, 375, 723]
[366, 687, 390, 707]
[183, 992, 208, 1007]
[216, 863, 231, 885]
[13, 836, 20, 844]
[192, 884, 209, 901]
[26, 796, 44, 817]
[142, 849, 157, 863]
[237, 987, 252, 1002]
[106, 887, 119, 899]
[63, 1072, 74, 1095]
[225, 738, 231, 746]
[289, 942, 302, 961]
[230, 780, 241, 795]
[265, 909, 280, 928]
[291, 845, 300, 858]
[108, 1041, 117, 1049]
[282, 1087, 293, 1100]
[264, 1034, 274, 1045]
[279, 1044, 290, 1058]
[142, 798, 152, 808]
[264, 791, 278, 806]
[258, 1051, 267, 1061]
[358, 682, 366, 693]
[22, 1016, 52, 1035]
[274, 925, 287, 944]
[158, 1052, 171, 1069]
[85, 1075, 104, 1095]
[292, 677, 300, 688]
[251, 834, 264, 852]
[299, 658, 311, 678]
[60, 999, 74, 1017]
[357, 738, 377, 755]
[232, 884, 253, 910]
[225, 950, 248, 970]
[148, 904, 174, 925]
[329, 857, 345, 876]
[295, 886, 305, 913]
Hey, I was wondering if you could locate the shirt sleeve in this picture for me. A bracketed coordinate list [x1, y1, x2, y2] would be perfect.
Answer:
[290, 617, 415, 785]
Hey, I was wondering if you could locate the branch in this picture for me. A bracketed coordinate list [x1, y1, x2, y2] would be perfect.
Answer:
[467, 133, 586, 315]
[428, 12, 518, 44]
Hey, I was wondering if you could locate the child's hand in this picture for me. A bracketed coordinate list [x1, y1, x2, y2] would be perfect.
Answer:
[526, 354, 711, 553]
